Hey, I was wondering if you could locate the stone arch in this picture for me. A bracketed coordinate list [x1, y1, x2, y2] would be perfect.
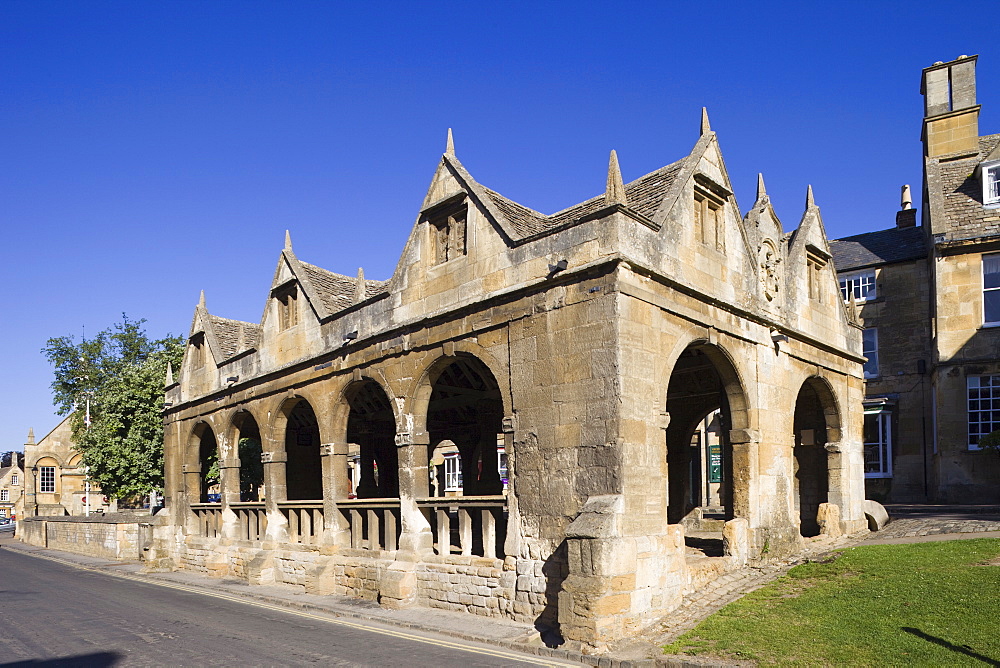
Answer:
[188, 422, 220, 503]
[664, 338, 751, 526]
[272, 396, 323, 501]
[340, 377, 399, 499]
[412, 352, 506, 498]
[407, 342, 513, 435]
[793, 375, 841, 537]
[227, 408, 265, 502]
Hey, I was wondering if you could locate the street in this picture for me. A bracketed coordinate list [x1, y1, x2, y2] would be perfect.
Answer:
[0, 540, 567, 667]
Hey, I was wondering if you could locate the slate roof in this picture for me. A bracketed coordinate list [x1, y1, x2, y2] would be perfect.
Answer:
[932, 134, 1000, 239]
[480, 159, 685, 239]
[207, 315, 260, 360]
[829, 225, 928, 271]
[299, 261, 389, 315]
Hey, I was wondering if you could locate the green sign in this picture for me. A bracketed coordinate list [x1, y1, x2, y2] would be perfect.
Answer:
[708, 444, 722, 483]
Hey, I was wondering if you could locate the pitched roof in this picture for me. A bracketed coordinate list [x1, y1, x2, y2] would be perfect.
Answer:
[477, 158, 686, 241]
[932, 134, 1000, 239]
[206, 315, 260, 361]
[829, 225, 928, 271]
[298, 261, 389, 316]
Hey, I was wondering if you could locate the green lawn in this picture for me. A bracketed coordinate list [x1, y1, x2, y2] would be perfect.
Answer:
[663, 538, 1000, 666]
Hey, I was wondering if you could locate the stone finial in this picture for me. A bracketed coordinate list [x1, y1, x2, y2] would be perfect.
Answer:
[284, 229, 293, 250]
[198, 290, 206, 309]
[445, 128, 455, 156]
[901, 184, 913, 210]
[700, 107, 712, 136]
[165, 361, 174, 387]
[757, 173, 767, 201]
[605, 150, 627, 206]
[806, 184, 816, 209]
[847, 291, 860, 325]
[354, 267, 366, 303]
[25, 428, 35, 446]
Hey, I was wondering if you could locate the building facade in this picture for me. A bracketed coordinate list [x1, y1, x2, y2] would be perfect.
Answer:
[0, 464, 24, 520]
[151, 118, 868, 647]
[832, 55, 1000, 503]
[23, 418, 114, 517]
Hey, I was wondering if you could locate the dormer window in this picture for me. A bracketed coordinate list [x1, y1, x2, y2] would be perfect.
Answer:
[428, 204, 467, 265]
[806, 248, 830, 304]
[693, 176, 729, 252]
[984, 161, 1000, 207]
[276, 285, 299, 330]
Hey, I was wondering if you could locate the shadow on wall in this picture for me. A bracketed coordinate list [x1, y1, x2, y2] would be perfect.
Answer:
[534, 540, 568, 648]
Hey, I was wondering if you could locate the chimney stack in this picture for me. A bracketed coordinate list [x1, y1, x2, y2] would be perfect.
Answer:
[896, 184, 917, 228]
[921, 55, 980, 158]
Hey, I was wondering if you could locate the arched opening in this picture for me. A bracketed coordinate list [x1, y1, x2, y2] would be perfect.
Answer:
[427, 356, 505, 497]
[194, 424, 220, 503]
[665, 344, 747, 533]
[284, 400, 322, 501]
[345, 380, 398, 499]
[793, 378, 837, 537]
[233, 412, 263, 502]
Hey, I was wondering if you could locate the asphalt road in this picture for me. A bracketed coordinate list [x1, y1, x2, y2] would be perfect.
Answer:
[0, 544, 565, 667]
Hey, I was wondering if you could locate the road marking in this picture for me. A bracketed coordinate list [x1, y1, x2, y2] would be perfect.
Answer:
[2, 545, 579, 667]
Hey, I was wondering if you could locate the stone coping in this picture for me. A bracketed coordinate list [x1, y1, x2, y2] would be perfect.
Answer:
[21, 512, 154, 524]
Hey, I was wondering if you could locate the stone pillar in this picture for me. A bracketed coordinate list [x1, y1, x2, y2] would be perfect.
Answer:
[320, 442, 350, 547]
[220, 458, 241, 539]
[824, 440, 866, 533]
[395, 430, 432, 554]
[728, 429, 759, 524]
[501, 417, 521, 558]
[182, 462, 202, 535]
[261, 450, 289, 542]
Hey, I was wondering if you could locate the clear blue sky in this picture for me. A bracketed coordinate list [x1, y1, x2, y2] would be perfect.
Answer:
[1, 1, 997, 452]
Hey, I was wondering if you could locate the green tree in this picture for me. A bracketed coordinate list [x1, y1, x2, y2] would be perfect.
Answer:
[42, 316, 184, 500]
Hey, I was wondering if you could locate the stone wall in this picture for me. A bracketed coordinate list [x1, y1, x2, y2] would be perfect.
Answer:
[20, 515, 151, 561]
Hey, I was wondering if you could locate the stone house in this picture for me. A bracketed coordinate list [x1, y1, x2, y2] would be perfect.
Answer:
[22, 417, 115, 516]
[831, 55, 1000, 503]
[152, 115, 868, 648]
[0, 464, 24, 520]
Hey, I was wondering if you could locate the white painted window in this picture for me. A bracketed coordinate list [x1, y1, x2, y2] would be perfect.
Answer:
[968, 375, 1000, 449]
[984, 162, 1000, 206]
[984, 254, 1000, 325]
[863, 328, 879, 378]
[839, 269, 876, 302]
[39, 466, 55, 493]
[10, 474, 17, 486]
[444, 454, 462, 492]
[863, 409, 892, 478]
[0, 490, 7, 502]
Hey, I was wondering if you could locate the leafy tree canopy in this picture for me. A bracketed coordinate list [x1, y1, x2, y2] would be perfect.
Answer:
[42, 316, 184, 499]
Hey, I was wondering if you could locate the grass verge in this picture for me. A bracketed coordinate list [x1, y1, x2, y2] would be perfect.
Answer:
[663, 538, 1000, 666]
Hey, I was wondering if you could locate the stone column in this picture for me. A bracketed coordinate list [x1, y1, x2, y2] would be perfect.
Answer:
[824, 440, 866, 533]
[261, 450, 289, 543]
[728, 429, 759, 552]
[220, 458, 241, 539]
[320, 442, 350, 547]
[182, 462, 202, 535]
[395, 430, 432, 554]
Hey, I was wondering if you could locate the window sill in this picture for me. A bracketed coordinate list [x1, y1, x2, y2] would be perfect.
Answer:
[864, 473, 892, 479]
[979, 322, 1000, 330]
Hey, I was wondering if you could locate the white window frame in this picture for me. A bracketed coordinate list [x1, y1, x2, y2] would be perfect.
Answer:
[443, 454, 462, 492]
[0, 490, 7, 502]
[863, 328, 879, 378]
[839, 269, 877, 303]
[10, 474, 17, 486]
[39, 466, 55, 493]
[984, 253, 1000, 326]
[863, 409, 892, 478]
[983, 160, 1000, 207]
[968, 374, 1000, 449]
[497, 447, 508, 491]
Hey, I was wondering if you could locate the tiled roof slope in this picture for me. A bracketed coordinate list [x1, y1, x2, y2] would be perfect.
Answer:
[208, 315, 260, 360]
[933, 134, 1000, 239]
[481, 159, 685, 239]
[299, 261, 389, 315]
[830, 225, 928, 271]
